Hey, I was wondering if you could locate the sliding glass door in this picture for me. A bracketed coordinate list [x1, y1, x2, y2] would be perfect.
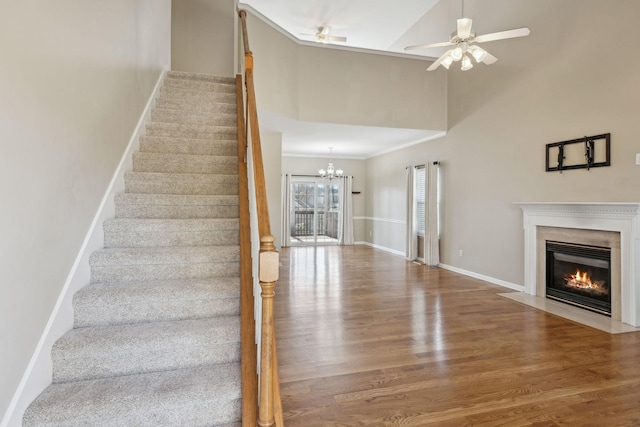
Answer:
[289, 179, 340, 246]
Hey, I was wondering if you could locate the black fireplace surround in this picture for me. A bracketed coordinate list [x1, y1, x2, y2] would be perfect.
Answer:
[545, 241, 612, 316]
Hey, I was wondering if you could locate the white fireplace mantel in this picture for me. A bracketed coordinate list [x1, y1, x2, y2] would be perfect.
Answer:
[515, 202, 640, 326]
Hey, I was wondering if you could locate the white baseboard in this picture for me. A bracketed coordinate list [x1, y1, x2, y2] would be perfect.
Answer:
[1, 66, 168, 427]
[439, 264, 524, 292]
[356, 241, 406, 258]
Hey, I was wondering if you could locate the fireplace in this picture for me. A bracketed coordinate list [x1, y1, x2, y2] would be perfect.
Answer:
[545, 241, 611, 316]
[516, 202, 640, 326]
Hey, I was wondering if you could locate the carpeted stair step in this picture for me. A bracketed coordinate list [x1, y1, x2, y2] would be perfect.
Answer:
[163, 76, 235, 92]
[167, 70, 236, 84]
[153, 101, 235, 115]
[51, 316, 240, 382]
[155, 97, 235, 114]
[156, 90, 237, 107]
[90, 246, 240, 284]
[158, 86, 235, 101]
[133, 151, 238, 174]
[23, 362, 241, 426]
[115, 193, 239, 219]
[124, 171, 238, 195]
[73, 277, 240, 327]
[139, 136, 237, 156]
[151, 108, 236, 126]
[145, 122, 236, 139]
[103, 218, 239, 248]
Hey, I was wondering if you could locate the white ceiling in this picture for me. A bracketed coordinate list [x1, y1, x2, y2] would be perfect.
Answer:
[259, 111, 446, 160]
[239, 0, 453, 158]
[239, 0, 442, 53]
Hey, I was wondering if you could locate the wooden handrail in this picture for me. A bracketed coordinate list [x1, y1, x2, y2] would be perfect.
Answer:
[236, 75, 258, 426]
[239, 10, 251, 57]
[238, 8, 283, 427]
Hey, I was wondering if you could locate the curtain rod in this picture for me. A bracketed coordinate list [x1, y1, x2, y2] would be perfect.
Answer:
[288, 174, 353, 178]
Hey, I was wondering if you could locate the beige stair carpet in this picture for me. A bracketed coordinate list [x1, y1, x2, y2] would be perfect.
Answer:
[23, 71, 243, 427]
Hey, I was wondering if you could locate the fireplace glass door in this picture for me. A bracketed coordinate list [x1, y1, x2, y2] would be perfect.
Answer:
[546, 241, 611, 316]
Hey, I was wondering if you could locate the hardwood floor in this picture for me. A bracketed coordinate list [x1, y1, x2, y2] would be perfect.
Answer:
[275, 245, 640, 426]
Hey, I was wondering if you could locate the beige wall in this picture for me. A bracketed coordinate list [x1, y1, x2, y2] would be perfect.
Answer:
[282, 156, 367, 242]
[172, 0, 236, 76]
[365, 0, 640, 285]
[0, 0, 171, 421]
[246, 11, 447, 131]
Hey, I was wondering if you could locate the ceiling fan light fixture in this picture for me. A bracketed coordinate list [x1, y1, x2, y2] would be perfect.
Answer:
[451, 46, 464, 61]
[469, 45, 487, 63]
[441, 55, 454, 69]
[461, 55, 473, 71]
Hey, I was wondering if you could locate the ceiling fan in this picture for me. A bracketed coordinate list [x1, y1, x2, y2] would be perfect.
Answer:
[405, 18, 530, 71]
[300, 26, 347, 44]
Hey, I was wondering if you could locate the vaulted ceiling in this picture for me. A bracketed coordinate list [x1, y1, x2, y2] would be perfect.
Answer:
[237, 0, 468, 158]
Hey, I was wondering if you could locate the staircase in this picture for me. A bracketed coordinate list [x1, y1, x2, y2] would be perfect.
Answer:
[23, 71, 243, 426]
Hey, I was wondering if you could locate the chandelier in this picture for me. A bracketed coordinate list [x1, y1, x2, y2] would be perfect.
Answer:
[318, 147, 343, 180]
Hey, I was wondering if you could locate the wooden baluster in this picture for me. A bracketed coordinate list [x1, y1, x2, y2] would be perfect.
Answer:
[258, 235, 279, 427]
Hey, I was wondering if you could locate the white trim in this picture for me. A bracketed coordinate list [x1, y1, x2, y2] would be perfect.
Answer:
[354, 216, 405, 225]
[367, 132, 447, 159]
[439, 264, 525, 292]
[283, 153, 366, 160]
[358, 241, 406, 258]
[1, 67, 168, 427]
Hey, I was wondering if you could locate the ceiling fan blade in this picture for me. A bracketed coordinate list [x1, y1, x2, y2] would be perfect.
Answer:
[427, 49, 454, 71]
[405, 41, 454, 51]
[475, 27, 530, 43]
[457, 18, 473, 39]
[482, 51, 498, 65]
[325, 35, 347, 43]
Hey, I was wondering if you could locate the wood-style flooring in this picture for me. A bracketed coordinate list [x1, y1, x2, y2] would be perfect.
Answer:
[275, 245, 640, 426]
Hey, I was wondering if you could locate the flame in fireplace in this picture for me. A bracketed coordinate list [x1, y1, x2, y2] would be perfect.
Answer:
[565, 269, 608, 295]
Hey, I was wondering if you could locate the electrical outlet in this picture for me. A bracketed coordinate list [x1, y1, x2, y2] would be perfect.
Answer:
[636, 153, 640, 165]
[459, 249, 463, 257]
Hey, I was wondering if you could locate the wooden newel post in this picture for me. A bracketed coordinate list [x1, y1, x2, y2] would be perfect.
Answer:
[257, 235, 279, 427]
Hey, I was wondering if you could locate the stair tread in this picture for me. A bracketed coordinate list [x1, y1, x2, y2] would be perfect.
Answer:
[90, 245, 240, 266]
[75, 277, 239, 306]
[156, 93, 236, 106]
[133, 151, 237, 165]
[146, 121, 237, 131]
[55, 316, 240, 356]
[158, 86, 236, 98]
[131, 162, 238, 175]
[139, 137, 237, 156]
[140, 135, 237, 144]
[104, 218, 239, 231]
[115, 193, 239, 206]
[52, 317, 240, 382]
[167, 70, 236, 83]
[23, 363, 241, 426]
[152, 107, 236, 118]
[164, 76, 236, 90]
[74, 278, 240, 327]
